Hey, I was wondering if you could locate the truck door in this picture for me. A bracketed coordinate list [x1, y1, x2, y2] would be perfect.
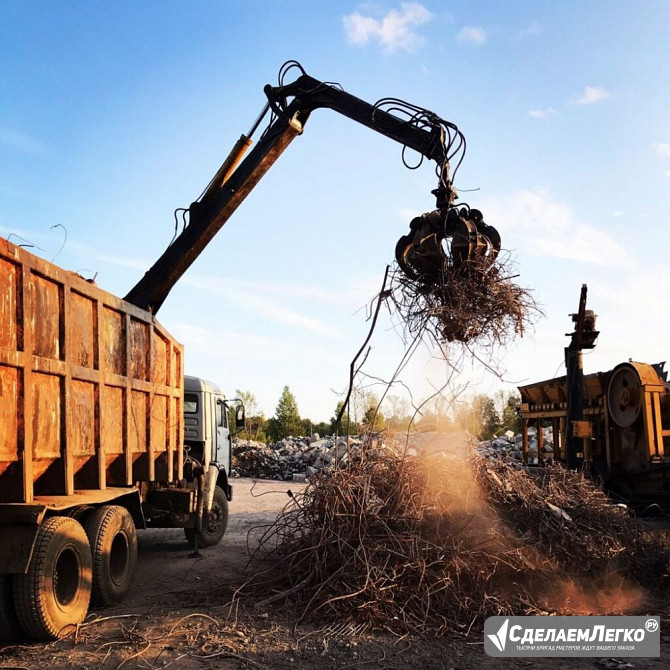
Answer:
[215, 396, 230, 473]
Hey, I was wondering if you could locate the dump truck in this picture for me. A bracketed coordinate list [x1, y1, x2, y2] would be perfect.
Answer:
[0, 60, 501, 640]
[0, 235, 242, 639]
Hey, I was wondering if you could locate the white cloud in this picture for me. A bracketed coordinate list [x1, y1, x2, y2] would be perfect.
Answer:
[482, 190, 627, 267]
[516, 21, 542, 39]
[528, 107, 557, 119]
[665, 170, 670, 178]
[572, 85, 611, 106]
[0, 126, 49, 154]
[653, 142, 670, 158]
[183, 274, 341, 336]
[343, 3, 433, 54]
[457, 26, 487, 46]
[592, 266, 670, 364]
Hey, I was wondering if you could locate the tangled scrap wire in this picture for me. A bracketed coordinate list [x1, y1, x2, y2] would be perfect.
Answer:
[387, 253, 539, 348]
[477, 459, 668, 584]
[246, 444, 668, 636]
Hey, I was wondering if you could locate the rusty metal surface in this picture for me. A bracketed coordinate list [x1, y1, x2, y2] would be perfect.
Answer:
[0, 524, 40, 574]
[0, 237, 184, 504]
[620, 361, 666, 389]
[518, 372, 605, 408]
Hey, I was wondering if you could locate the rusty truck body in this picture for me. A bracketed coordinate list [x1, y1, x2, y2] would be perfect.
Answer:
[0, 237, 237, 640]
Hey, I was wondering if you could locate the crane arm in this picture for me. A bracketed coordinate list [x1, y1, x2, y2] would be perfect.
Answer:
[124, 66, 494, 313]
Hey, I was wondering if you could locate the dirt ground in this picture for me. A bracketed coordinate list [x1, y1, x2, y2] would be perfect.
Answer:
[1, 477, 669, 670]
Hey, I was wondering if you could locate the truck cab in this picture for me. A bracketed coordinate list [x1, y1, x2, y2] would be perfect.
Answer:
[183, 375, 240, 500]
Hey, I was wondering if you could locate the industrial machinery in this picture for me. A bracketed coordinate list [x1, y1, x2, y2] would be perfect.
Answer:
[0, 61, 499, 639]
[124, 60, 500, 314]
[518, 286, 670, 511]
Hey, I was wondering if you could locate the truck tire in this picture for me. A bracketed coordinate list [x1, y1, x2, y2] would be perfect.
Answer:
[184, 485, 229, 548]
[84, 506, 138, 606]
[0, 575, 23, 640]
[68, 505, 94, 525]
[13, 516, 92, 640]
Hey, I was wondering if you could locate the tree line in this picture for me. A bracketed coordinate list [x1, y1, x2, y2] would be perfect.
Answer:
[231, 386, 522, 443]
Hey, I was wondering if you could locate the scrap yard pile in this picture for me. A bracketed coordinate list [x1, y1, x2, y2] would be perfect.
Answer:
[248, 444, 668, 635]
[232, 436, 406, 481]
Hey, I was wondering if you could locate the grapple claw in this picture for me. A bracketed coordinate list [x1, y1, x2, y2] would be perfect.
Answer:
[395, 207, 501, 284]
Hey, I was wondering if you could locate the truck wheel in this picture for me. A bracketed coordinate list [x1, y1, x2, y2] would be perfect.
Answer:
[0, 575, 23, 640]
[68, 505, 94, 525]
[84, 506, 138, 606]
[184, 485, 229, 548]
[13, 516, 92, 640]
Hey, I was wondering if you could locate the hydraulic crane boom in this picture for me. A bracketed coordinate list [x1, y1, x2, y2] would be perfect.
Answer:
[124, 63, 499, 313]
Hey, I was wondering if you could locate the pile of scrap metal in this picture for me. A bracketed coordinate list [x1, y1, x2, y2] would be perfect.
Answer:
[245, 443, 666, 634]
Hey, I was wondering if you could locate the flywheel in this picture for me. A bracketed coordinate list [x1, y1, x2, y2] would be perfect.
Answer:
[607, 363, 643, 428]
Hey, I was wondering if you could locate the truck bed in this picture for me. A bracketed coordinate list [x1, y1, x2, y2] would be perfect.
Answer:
[0, 237, 184, 504]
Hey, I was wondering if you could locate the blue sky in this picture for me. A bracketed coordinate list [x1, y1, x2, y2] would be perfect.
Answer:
[3, 1, 670, 423]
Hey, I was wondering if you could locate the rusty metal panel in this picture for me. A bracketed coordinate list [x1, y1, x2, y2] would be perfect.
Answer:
[152, 331, 168, 384]
[169, 396, 179, 481]
[572, 420, 593, 439]
[150, 394, 168, 452]
[0, 366, 20, 476]
[129, 390, 148, 453]
[0, 257, 21, 351]
[70, 291, 96, 368]
[68, 380, 96, 457]
[29, 273, 62, 360]
[101, 386, 124, 455]
[31, 371, 61, 462]
[130, 318, 149, 381]
[0, 237, 185, 504]
[519, 372, 605, 409]
[102, 306, 126, 376]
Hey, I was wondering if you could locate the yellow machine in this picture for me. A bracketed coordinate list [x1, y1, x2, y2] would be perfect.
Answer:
[519, 361, 670, 509]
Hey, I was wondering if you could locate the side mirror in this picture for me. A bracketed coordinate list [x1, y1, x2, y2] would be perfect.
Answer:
[235, 405, 245, 432]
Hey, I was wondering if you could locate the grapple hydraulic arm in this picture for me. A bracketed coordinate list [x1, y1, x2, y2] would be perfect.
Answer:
[124, 63, 500, 313]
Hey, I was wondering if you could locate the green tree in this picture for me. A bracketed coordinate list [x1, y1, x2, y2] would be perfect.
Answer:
[498, 391, 522, 434]
[475, 394, 501, 439]
[273, 386, 301, 438]
[383, 394, 412, 432]
[361, 393, 385, 432]
[249, 411, 268, 442]
[331, 400, 358, 435]
[312, 421, 332, 436]
[300, 417, 313, 436]
[235, 389, 258, 440]
[266, 417, 280, 442]
[453, 393, 501, 440]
